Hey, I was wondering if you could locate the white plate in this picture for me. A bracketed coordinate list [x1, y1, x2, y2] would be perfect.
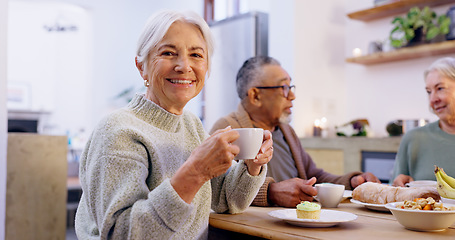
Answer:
[268, 209, 357, 227]
[441, 196, 455, 205]
[343, 190, 353, 200]
[405, 180, 437, 188]
[350, 199, 390, 212]
[314, 190, 352, 202]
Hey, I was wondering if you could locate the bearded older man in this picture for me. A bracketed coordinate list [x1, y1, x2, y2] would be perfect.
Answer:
[210, 56, 380, 208]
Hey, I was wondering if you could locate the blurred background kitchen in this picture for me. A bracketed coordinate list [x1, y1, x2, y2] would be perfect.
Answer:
[1, 0, 455, 239]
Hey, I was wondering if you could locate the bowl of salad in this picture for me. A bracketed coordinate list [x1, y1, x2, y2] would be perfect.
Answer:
[385, 197, 455, 232]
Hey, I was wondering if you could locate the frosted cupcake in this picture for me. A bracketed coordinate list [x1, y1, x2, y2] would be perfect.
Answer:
[296, 201, 321, 219]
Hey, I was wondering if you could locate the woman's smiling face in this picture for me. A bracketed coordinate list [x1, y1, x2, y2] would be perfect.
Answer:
[425, 70, 455, 124]
[143, 21, 208, 114]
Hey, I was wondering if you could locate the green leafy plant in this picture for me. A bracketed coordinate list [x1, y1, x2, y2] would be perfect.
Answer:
[389, 6, 451, 48]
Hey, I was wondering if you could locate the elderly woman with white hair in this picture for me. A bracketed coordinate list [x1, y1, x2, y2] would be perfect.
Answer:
[392, 57, 455, 187]
[75, 10, 273, 239]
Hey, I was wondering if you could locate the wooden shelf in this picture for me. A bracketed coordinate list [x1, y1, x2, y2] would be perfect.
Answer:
[346, 40, 455, 65]
[347, 0, 455, 21]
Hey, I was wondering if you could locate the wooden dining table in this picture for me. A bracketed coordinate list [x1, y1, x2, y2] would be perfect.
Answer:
[209, 200, 455, 240]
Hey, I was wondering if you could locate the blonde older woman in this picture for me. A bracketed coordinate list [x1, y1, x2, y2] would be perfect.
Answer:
[392, 57, 455, 187]
[75, 10, 273, 239]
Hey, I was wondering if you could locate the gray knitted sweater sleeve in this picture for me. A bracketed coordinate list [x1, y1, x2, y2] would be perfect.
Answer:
[75, 94, 266, 240]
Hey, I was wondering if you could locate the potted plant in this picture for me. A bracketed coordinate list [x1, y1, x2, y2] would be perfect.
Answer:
[389, 6, 451, 48]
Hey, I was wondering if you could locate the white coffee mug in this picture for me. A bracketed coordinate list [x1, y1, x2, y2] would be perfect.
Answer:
[315, 183, 345, 208]
[232, 128, 263, 160]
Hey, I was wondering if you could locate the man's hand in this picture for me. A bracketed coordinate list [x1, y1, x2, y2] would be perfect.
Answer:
[392, 174, 414, 187]
[268, 177, 317, 208]
[351, 172, 381, 188]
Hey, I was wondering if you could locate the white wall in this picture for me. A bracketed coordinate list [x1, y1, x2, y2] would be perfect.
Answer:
[8, 0, 204, 136]
[292, 1, 347, 137]
[242, 0, 346, 137]
[345, 0, 448, 136]
[1, 0, 7, 237]
[7, 0, 451, 143]
[244, 0, 295, 98]
[8, 1, 93, 136]
[246, 0, 450, 137]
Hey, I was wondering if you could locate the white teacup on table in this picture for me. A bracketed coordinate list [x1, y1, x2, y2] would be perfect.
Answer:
[232, 128, 263, 160]
[315, 183, 345, 208]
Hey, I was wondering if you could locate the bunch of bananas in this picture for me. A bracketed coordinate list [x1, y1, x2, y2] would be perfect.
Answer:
[434, 166, 455, 199]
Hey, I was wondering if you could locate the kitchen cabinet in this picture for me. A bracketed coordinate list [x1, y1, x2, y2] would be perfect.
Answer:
[346, 0, 455, 65]
[6, 133, 67, 240]
[300, 137, 401, 176]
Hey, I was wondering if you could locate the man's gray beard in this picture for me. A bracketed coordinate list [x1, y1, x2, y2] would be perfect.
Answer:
[279, 113, 292, 124]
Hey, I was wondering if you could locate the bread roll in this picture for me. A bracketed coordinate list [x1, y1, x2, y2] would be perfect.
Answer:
[352, 182, 440, 204]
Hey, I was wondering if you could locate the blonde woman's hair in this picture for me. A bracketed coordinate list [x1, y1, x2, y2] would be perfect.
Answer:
[424, 57, 455, 81]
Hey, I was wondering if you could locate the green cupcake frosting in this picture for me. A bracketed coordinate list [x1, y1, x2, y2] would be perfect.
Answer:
[296, 201, 321, 211]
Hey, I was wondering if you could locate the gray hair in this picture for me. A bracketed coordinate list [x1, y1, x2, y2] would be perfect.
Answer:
[424, 57, 455, 81]
[236, 56, 281, 99]
[136, 10, 214, 75]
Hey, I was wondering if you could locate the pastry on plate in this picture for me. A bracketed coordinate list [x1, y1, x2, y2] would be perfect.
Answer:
[296, 201, 321, 219]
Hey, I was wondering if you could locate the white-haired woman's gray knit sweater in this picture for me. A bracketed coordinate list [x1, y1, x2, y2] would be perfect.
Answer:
[75, 94, 266, 240]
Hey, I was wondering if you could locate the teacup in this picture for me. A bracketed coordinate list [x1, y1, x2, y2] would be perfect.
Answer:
[315, 183, 345, 208]
[232, 128, 263, 160]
